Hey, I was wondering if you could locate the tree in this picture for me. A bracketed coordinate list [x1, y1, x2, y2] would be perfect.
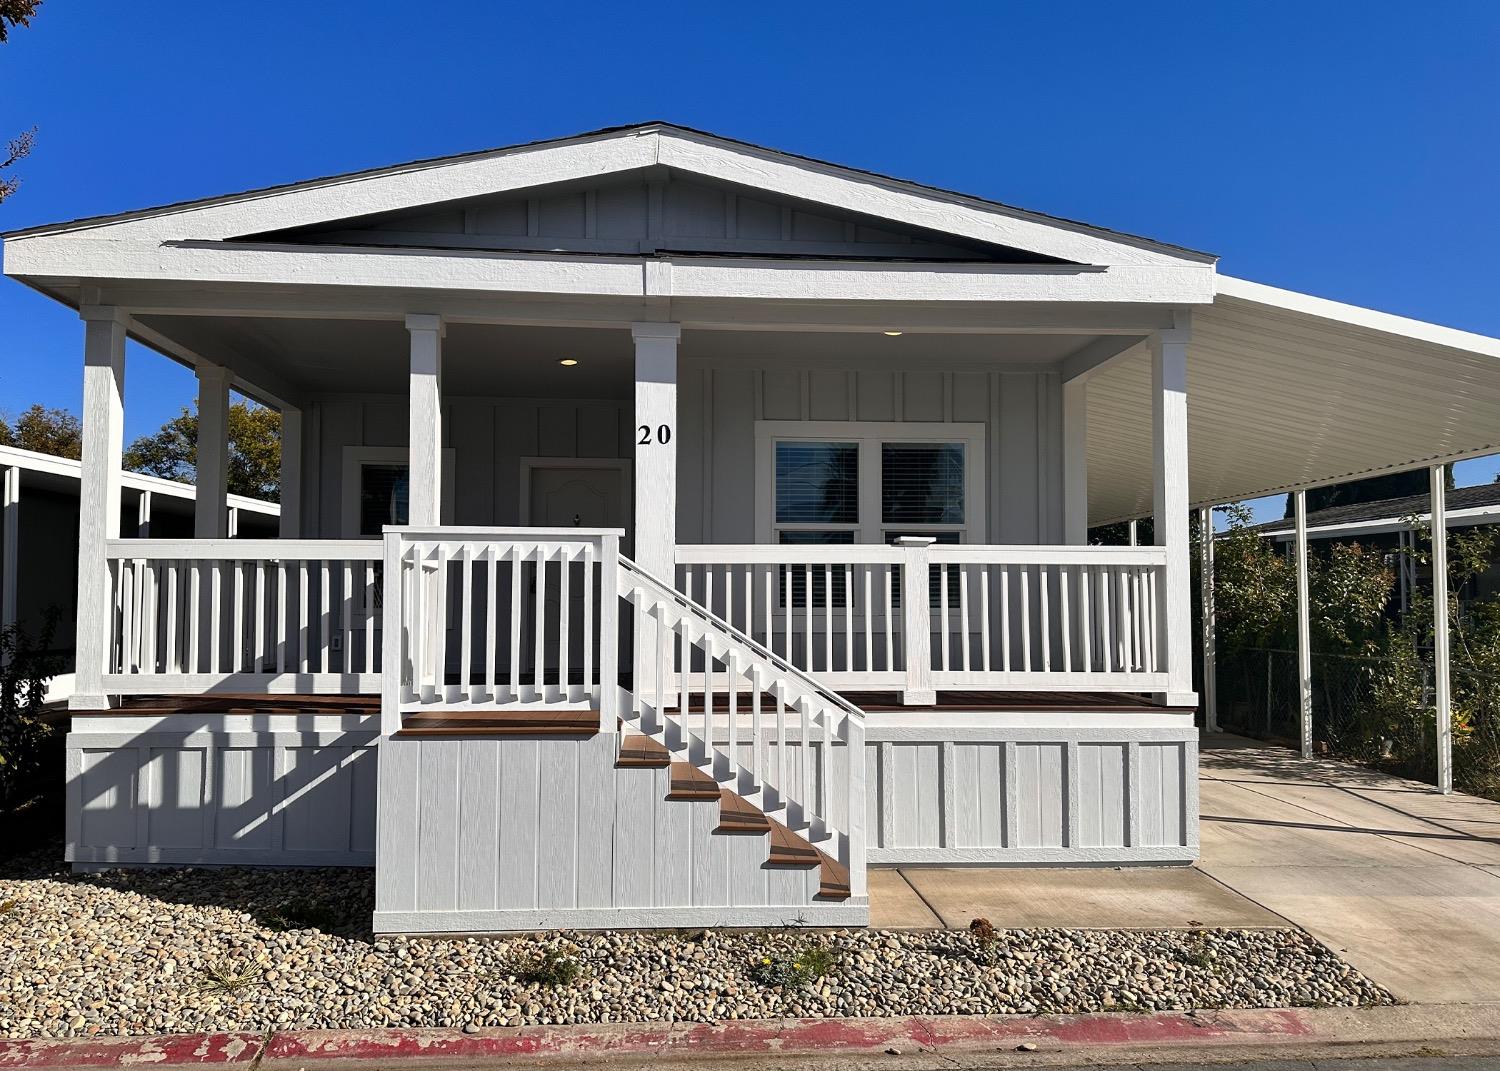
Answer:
[0, 0, 41, 206]
[0, 404, 82, 459]
[124, 401, 282, 501]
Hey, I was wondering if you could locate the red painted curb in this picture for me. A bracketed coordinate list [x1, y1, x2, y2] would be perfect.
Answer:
[0, 1010, 1316, 1068]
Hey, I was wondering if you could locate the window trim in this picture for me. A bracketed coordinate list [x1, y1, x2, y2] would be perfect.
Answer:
[754, 421, 987, 546]
[340, 446, 457, 538]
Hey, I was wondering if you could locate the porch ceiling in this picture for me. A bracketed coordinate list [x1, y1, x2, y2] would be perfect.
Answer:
[127, 314, 1094, 400]
[1088, 277, 1500, 523]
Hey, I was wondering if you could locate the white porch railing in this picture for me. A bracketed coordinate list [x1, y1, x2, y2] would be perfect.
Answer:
[383, 528, 621, 716]
[103, 538, 383, 695]
[675, 543, 1169, 698]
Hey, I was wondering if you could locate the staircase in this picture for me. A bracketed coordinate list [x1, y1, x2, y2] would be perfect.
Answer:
[378, 528, 868, 930]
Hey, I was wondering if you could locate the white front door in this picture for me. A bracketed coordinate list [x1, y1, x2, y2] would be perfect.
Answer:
[523, 463, 629, 679]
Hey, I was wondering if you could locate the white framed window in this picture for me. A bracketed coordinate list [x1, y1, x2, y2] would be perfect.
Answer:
[340, 446, 457, 538]
[754, 421, 986, 547]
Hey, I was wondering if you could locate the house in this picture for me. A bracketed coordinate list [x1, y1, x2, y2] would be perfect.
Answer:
[5, 122, 1500, 933]
[1248, 483, 1500, 613]
[0, 443, 278, 703]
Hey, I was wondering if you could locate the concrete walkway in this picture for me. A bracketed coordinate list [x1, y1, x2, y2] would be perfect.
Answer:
[868, 733, 1500, 1004]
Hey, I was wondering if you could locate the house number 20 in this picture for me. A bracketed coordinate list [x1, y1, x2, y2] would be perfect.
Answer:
[638, 424, 672, 445]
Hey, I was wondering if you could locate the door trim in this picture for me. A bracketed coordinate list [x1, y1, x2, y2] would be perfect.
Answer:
[518, 457, 633, 536]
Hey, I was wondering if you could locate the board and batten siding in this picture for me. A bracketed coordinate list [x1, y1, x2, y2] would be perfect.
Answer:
[374, 733, 867, 932]
[66, 715, 377, 866]
[299, 397, 632, 537]
[677, 365, 1064, 545]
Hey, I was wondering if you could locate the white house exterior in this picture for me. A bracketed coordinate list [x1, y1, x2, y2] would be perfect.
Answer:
[5, 122, 1500, 933]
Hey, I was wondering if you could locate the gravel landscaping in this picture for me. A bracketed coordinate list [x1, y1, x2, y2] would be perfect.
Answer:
[0, 854, 1395, 1040]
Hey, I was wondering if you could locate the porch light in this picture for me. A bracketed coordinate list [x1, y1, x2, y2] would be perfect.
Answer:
[559, 358, 579, 366]
[883, 330, 903, 336]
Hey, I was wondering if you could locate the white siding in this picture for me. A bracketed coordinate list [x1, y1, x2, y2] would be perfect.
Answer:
[67, 715, 377, 866]
[374, 733, 866, 932]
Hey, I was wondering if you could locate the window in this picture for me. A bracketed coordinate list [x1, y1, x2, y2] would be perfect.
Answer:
[358, 464, 409, 537]
[758, 423, 985, 548]
[757, 422, 985, 608]
[340, 446, 456, 537]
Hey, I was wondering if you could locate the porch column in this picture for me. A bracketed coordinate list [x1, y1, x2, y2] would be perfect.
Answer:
[1198, 504, 1218, 733]
[1062, 377, 1088, 545]
[406, 314, 444, 527]
[2, 465, 18, 633]
[1431, 466, 1453, 794]
[1150, 314, 1195, 705]
[194, 361, 231, 539]
[74, 305, 129, 710]
[632, 322, 680, 580]
[1294, 489, 1313, 759]
[278, 405, 302, 538]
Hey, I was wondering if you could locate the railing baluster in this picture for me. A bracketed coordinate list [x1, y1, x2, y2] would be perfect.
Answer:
[508, 546, 522, 703]
[1080, 566, 1092, 673]
[1039, 563, 1051, 673]
[863, 566, 873, 674]
[1000, 565, 1011, 672]
[883, 566, 894, 673]
[979, 565, 991, 673]
[210, 559, 222, 675]
[958, 563, 970, 672]
[459, 545, 474, 702]
[533, 546, 547, 701]
[939, 559, 950, 671]
[823, 563, 833, 674]
[1019, 565, 1031, 673]
[232, 560, 244, 673]
[342, 561, 354, 675]
[485, 545, 499, 700]
[580, 544, 593, 706]
[843, 563, 853, 674]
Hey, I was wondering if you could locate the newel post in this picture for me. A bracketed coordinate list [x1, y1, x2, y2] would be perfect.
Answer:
[897, 536, 936, 705]
[598, 532, 621, 734]
[844, 714, 868, 899]
[380, 531, 404, 737]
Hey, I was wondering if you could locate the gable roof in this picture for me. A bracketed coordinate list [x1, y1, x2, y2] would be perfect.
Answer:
[0, 122, 1216, 267]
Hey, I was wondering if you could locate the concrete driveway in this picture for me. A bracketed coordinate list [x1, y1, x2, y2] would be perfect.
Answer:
[868, 733, 1500, 1004]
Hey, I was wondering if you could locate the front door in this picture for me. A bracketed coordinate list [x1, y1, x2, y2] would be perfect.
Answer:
[524, 464, 628, 679]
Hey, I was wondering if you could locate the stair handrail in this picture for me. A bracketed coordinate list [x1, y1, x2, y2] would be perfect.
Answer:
[616, 553, 866, 725]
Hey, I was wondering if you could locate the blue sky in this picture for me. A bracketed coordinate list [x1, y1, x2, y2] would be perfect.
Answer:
[2, 1, 1497, 521]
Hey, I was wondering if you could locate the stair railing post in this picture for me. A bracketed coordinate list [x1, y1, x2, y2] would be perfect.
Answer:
[380, 530, 404, 737]
[897, 536, 937, 705]
[598, 532, 621, 734]
[845, 713, 868, 899]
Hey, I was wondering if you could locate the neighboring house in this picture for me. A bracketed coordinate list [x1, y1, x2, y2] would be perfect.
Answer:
[4, 122, 1500, 933]
[1249, 483, 1500, 612]
[0, 444, 278, 702]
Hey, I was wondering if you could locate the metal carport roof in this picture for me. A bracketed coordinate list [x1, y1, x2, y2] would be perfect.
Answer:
[1087, 276, 1500, 524]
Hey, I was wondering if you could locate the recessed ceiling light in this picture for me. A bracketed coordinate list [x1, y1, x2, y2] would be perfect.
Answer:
[883, 330, 903, 337]
[559, 358, 579, 366]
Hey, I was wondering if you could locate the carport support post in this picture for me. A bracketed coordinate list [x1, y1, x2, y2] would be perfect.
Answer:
[1431, 465, 1453, 794]
[194, 362, 231, 539]
[1294, 489, 1313, 759]
[74, 306, 129, 710]
[406, 315, 445, 527]
[1198, 504, 1218, 733]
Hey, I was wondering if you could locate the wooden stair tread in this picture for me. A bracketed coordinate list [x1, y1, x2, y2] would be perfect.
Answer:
[616, 734, 672, 768]
[667, 762, 720, 800]
[716, 789, 771, 833]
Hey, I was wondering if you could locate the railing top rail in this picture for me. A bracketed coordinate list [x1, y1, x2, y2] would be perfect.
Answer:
[619, 554, 866, 724]
[105, 538, 382, 560]
[677, 543, 1168, 566]
[388, 526, 625, 540]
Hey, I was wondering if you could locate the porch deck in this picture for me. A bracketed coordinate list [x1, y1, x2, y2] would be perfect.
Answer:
[84, 690, 1187, 718]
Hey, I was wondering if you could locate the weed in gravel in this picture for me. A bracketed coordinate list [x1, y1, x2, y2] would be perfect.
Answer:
[748, 941, 838, 989]
[264, 896, 341, 933]
[193, 958, 265, 997]
[498, 948, 581, 987]
[969, 917, 998, 964]
[0, 898, 17, 916]
[1176, 934, 1219, 970]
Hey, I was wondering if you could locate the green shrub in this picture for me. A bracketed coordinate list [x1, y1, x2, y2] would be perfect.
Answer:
[748, 941, 838, 988]
[0, 609, 61, 804]
[499, 948, 580, 987]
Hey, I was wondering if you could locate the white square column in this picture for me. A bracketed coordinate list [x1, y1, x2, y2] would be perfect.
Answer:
[632, 322, 680, 580]
[1062, 376, 1089, 545]
[406, 314, 445, 528]
[278, 406, 302, 538]
[194, 362, 232, 539]
[1151, 313, 1196, 706]
[73, 305, 129, 710]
